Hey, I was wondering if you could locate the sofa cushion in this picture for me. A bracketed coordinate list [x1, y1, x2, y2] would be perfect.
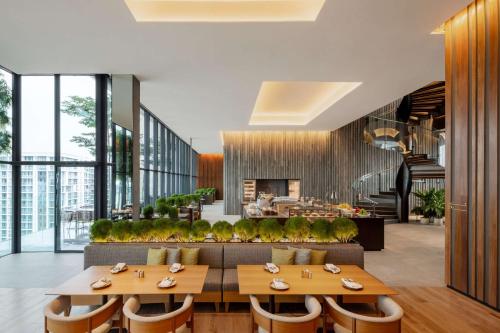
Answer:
[180, 247, 200, 265]
[271, 248, 295, 265]
[203, 268, 223, 292]
[147, 248, 167, 265]
[164, 243, 223, 268]
[287, 246, 311, 265]
[222, 268, 239, 291]
[165, 247, 181, 265]
[310, 249, 327, 265]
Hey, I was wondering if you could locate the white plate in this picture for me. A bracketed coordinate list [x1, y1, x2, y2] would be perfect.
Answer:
[110, 265, 128, 274]
[264, 265, 280, 274]
[269, 281, 289, 291]
[341, 279, 363, 290]
[169, 265, 185, 273]
[90, 279, 112, 290]
[157, 280, 177, 289]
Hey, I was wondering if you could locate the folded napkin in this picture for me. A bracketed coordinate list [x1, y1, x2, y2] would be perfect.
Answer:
[169, 263, 182, 273]
[159, 277, 175, 288]
[272, 278, 287, 289]
[266, 263, 279, 274]
[92, 277, 111, 289]
[341, 277, 363, 290]
[111, 262, 126, 273]
[325, 263, 341, 274]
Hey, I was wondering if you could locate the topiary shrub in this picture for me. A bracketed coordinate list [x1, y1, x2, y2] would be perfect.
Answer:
[234, 219, 258, 242]
[131, 219, 155, 241]
[152, 218, 176, 241]
[211, 221, 234, 242]
[284, 216, 311, 242]
[110, 220, 133, 242]
[191, 219, 212, 242]
[310, 219, 334, 242]
[168, 206, 179, 220]
[142, 205, 155, 219]
[155, 197, 171, 217]
[90, 219, 112, 241]
[258, 219, 283, 242]
[332, 217, 358, 243]
[174, 221, 191, 242]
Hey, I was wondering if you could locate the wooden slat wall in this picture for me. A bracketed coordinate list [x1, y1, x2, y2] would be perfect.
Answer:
[197, 154, 224, 200]
[330, 100, 403, 203]
[445, 0, 500, 310]
[223, 131, 332, 214]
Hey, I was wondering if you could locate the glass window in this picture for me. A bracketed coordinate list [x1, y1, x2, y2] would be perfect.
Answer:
[21, 165, 55, 252]
[59, 167, 94, 251]
[0, 69, 12, 161]
[0, 163, 12, 256]
[21, 76, 55, 159]
[60, 76, 96, 161]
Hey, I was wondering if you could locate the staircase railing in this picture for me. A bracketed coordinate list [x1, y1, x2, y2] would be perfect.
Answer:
[351, 166, 399, 204]
[363, 116, 440, 157]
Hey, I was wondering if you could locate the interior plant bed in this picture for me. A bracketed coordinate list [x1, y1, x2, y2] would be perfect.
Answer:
[350, 217, 384, 251]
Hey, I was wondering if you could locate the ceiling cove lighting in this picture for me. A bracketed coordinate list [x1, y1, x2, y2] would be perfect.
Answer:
[123, 0, 326, 22]
[249, 81, 362, 126]
[431, 23, 445, 35]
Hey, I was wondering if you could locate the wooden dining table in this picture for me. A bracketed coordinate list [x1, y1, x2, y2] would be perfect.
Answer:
[237, 265, 397, 312]
[47, 265, 209, 312]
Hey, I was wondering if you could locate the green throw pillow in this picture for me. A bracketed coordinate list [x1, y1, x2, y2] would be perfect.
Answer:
[164, 247, 181, 265]
[310, 249, 327, 265]
[180, 247, 200, 265]
[287, 246, 312, 265]
[272, 248, 296, 265]
[147, 248, 167, 265]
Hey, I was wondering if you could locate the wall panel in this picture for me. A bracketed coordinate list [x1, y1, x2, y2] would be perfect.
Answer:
[445, 0, 500, 310]
[197, 154, 224, 200]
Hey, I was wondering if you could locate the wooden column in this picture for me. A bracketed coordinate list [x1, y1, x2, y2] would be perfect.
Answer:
[445, 0, 500, 310]
[197, 154, 224, 200]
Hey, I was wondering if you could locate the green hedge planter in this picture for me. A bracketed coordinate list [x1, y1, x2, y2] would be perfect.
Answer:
[212, 221, 233, 242]
[310, 219, 334, 242]
[284, 216, 311, 242]
[234, 219, 258, 242]
[191, 219, 212, 242]
[332, 217, 359, 243]
[258, 219, 283, 242]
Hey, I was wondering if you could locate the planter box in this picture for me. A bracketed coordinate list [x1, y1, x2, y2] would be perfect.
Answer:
[351, 217, 385, 251]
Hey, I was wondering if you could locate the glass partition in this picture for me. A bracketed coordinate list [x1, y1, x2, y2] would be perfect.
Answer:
[0, 68, 12, 256]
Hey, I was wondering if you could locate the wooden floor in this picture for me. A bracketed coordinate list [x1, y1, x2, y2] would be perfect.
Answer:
[2, 286, 499, 333]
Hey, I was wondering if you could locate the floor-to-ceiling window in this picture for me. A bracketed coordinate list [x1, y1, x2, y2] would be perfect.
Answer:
[0, 67, 13, 256]
[0, 68, 109, 254]
[140, 106, 198, 207]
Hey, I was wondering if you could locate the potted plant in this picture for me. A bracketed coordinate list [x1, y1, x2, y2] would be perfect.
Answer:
[155, 197, 171, 217]
[432, 189, 445, 225]
[142, 205, 155, 219]
[413, 189, 444, 224]
[211, 220, 234, 242]
[234, 219, 258, 242]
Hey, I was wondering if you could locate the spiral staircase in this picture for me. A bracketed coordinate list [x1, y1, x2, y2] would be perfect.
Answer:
[355, 81, 445, 223]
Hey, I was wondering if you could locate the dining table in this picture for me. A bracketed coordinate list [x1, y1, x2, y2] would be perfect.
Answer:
[47, 264, 209, 312]
[237, 264, 397, 313]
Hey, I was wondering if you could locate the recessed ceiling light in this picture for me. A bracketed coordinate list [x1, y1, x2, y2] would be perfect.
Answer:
[249, 81, 362, 126]
[124, 0, 326, 22]
[431, 23, 445, 35]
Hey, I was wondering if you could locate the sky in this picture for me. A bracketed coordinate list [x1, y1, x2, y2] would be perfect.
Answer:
[16, 75, 95, 160]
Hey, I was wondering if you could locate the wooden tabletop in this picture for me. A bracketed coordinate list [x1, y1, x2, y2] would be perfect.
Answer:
[47, 265, 209, 296]
[237, 265, 397, 296]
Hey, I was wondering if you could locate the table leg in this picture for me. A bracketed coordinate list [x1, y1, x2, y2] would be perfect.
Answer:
[168, 294, 175, 312]
[337, 295, 344, 307]
[269, 295, 275, 314]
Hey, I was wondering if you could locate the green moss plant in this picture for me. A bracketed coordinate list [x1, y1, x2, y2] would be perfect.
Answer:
[310, 219, 334, 242]
[191, 219, 212, 242]
[332, 217, 358, 243]
[110, 220, 133, 242]
[90, 219, 112, 242]
[174, 221, 191, 242]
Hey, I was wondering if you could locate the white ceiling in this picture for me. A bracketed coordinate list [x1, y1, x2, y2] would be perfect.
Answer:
[0, 0, 469, 153]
